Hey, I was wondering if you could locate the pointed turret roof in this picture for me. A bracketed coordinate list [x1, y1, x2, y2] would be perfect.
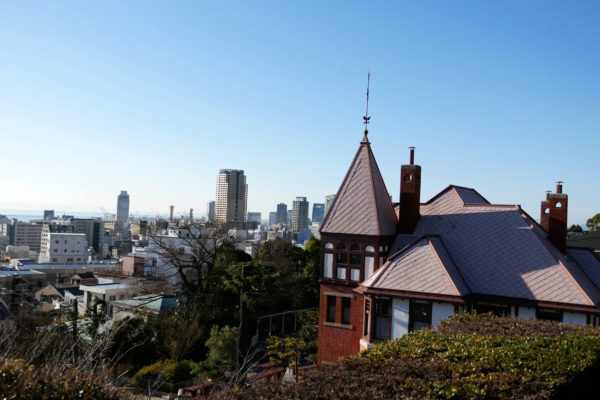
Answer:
[320, 135, 398, 236]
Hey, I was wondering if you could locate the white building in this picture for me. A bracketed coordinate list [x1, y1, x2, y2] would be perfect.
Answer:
[215, 169, 247, 226]
[39, 232, 88, 264]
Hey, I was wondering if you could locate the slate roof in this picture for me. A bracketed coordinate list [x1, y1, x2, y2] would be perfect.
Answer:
[362, 236, 469, 297]
[320, 137, 397, 236]
[362, 185, 600, 308]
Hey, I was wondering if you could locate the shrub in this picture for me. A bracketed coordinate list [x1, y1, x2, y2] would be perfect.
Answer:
[0, 358, 128, 400]
[211, 315, 600, 399]
[133, 359, 193, 387]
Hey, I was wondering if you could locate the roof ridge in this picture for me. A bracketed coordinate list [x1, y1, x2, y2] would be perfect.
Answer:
[365, 146, 382, 236]
[428, 237, 471, 296]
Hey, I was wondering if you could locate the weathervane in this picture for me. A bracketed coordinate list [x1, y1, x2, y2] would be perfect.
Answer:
[362, 72, 371, 142]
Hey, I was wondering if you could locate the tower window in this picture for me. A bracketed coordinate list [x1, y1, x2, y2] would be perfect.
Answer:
[327, 296, 336, 322]
[342, 298, 351, 325]
[556, 202, 562, 208]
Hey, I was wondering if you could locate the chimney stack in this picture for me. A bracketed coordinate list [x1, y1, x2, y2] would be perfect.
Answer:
[539, 182, 568, 252]
[398, 147, 421, 233]
[170, 205, 174, 222]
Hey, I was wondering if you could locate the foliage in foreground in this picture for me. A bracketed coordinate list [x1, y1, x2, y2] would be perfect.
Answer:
[0, 358, 129, 400]
[212, 314, 600, 399]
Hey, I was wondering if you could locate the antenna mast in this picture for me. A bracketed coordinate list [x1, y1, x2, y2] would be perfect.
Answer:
[362, 72, 371, 142]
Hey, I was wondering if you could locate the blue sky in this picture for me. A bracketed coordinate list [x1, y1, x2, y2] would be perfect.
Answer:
[1, 1, 598, 225]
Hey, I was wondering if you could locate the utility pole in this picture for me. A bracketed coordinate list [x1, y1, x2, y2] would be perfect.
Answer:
[237, 264, 248, 372]
[72, 299, 78, 364]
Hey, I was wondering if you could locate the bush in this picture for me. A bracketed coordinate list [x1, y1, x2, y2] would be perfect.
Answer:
[133, 359, 193, 387]
[211, 314, 600, 399]
[0, 358, 128, 400]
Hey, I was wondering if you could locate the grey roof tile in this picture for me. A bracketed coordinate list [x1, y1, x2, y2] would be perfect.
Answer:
[320, 140, 397, 236]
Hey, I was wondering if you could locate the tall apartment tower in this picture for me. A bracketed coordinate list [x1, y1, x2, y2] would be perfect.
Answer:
[207, 201, 215, 222]
[276, 203, 288, 225]
[215, 169, 248, 226]
[312, 203, 325, 223]
[292, 197, 309, 233]
[324, 194, 336, 218]
[116, 191, 130, 224]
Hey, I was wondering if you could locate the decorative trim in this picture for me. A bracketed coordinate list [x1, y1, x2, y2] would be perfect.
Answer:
[323, 321, 354, 330]
[324, 291, 354, 299]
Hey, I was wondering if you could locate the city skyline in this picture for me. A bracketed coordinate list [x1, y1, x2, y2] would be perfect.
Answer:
[1, 2, 599, 226]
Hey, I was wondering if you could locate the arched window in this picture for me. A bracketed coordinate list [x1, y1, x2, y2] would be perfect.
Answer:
[337, 243, 346, 250]
[556, 202, 562, 208]
[325, 242, 334, 249]
[365, 245, 375, 252]
[350, 244, 360, 251]
[545, 208, 550, 214]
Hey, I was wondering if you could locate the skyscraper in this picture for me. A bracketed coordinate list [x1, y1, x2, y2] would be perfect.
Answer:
[269, 212, 277, 225]
[292, 197, 309, 234]
[324, 194, 336, 218]
[116, 191, 130, 224]
[312, 203, 325, 223]
[207, 201, 215, 222]
[276, 203, 287, 225]
[215, 169, 247, 226]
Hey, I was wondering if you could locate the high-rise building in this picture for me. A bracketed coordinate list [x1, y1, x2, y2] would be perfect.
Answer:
[287, 210, 293, 225]
[215, 169, 248, 226]
[247, 212, 261, 229]
[269, 212, 277, 225]
[116, 191, 130, 224]
[207, 201, 215, 222]
[324, 194, 336, 218]
[43, 210, 54, 221]
[8, 221, 44, 253]
[292, 197, 309, 234]
[276, 203, 288, 225]
[312, 203, 325, 223]
[247, 212, 261, 223]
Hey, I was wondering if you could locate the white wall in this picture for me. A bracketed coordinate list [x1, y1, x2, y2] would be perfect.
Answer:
[392, 298, 409, 339]
[517, 307, 536, 319]
[563, 312, 587, 325]
[432, 303, 455, 326]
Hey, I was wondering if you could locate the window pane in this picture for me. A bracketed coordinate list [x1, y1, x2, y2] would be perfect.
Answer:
[410, 300, 432, 332]
[365, 245, 375, 252]
[374, 298, 391, 340]
[336, 243, 346, 250]
[337, 267, 346, 280]
[365, 256, 374, 278]
[350, 244, 360, 251]
[327, 296, 336, 322]
[336, 253, 347, 264]
[325, 242, 334, 249]
[351, 269, 360, 281]
[324, 253, 333, 278]
[342, 298, 351, 324]
[350, 254, 361, 265]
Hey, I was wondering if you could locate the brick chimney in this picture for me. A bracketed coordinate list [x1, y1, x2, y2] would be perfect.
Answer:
[540, 181, 568, 252]
[398, 147, 421, 233]
[540, 190, 551, 231]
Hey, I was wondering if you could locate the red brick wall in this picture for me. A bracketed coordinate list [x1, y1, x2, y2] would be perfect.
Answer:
[317, 284, 365, 365]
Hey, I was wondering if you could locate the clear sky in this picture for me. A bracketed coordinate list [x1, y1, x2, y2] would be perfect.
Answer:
[1, 1, 598, 225]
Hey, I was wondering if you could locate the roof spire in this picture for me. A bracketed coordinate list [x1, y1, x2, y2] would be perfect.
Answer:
[362, 72, 371, 144]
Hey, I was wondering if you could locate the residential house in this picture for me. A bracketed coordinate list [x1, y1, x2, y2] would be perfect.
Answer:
[317, 130, 600, 365]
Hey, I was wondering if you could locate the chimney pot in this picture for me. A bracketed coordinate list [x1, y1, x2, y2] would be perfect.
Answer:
[409, 147, 415, 165]
[556, 181, 563, 194]
[545, 190, 551, 200]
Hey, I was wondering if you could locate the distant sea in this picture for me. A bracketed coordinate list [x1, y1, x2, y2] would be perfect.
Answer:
[0, 209, 162, 222]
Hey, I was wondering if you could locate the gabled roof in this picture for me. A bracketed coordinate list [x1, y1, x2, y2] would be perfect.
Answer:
[320, 137, 397, 236]
[362, 236, 469, 297]
[376, 185, 600, 308]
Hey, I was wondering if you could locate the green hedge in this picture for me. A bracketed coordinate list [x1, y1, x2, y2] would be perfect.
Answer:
[212, 314, 600, 399]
